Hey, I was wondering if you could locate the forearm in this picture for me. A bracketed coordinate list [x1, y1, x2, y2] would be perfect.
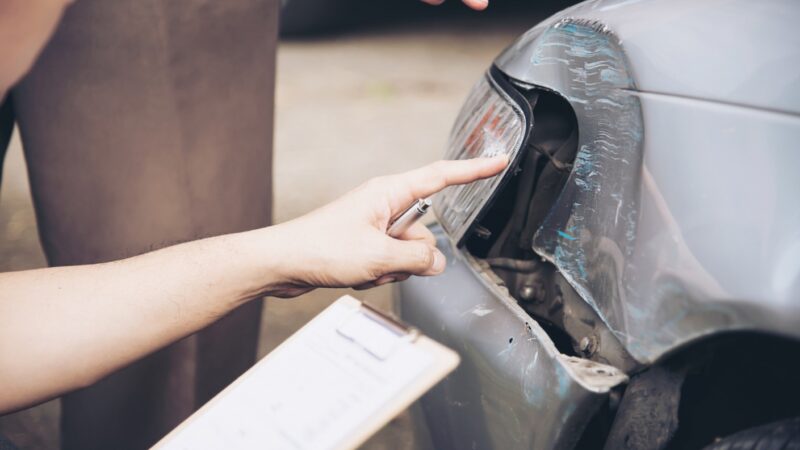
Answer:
[0, 227, 284, 413]
[0, 157, 506, 413]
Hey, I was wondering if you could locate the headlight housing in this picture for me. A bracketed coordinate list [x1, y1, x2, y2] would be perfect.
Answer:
[434, 66, 532, 246]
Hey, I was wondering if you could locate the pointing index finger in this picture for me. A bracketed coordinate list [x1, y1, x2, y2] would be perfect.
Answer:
[387, 155, 508, 215]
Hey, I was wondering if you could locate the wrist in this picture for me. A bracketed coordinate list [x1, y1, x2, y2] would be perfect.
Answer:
[231, 225, 300, 299]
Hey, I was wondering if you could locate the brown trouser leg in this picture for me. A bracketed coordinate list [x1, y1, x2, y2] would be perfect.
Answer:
[10, 1, 278, 448]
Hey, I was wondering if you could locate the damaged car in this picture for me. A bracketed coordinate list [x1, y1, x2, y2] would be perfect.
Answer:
[396, 0, 800, 448]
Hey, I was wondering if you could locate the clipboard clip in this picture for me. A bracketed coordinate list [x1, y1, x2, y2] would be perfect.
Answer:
[335, 302, 420, 361]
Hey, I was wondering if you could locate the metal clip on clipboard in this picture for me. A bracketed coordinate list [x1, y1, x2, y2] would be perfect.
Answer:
[335, 302, 420, 360]
[155, 295, 459, 450]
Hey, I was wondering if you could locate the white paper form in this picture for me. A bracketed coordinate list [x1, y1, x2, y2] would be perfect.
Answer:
[158, 296, 448, 450]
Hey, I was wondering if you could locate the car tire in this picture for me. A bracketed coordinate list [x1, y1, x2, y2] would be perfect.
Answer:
[703, 417, 800, 450]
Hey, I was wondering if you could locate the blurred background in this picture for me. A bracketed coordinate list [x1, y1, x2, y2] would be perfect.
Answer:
[0, 0, 571, 448]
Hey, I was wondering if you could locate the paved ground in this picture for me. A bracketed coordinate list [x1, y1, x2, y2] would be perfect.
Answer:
[0, 5, 559, 448]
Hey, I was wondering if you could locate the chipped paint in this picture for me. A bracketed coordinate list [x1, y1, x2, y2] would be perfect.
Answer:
[467, 305, 494, 317]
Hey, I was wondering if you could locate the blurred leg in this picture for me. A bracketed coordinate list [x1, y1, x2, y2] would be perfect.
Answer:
[11, 0, 278, 448]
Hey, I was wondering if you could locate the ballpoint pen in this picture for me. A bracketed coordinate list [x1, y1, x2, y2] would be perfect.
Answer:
[387, 198, 432, 238]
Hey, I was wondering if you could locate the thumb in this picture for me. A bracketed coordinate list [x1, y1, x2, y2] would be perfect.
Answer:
[382, 238, 446, 276]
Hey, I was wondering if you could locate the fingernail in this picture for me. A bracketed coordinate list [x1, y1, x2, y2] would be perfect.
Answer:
[375, 275, 397, 286]
[431, 250, 446, 274]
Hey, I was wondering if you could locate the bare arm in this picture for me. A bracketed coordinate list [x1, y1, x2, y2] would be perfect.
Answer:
[0, 230, 286, 413]
[0, 156, 507, 413]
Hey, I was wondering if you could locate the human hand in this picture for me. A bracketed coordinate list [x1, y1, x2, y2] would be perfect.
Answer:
[264, 156, 508, 297]
[420, 0, 488, 11]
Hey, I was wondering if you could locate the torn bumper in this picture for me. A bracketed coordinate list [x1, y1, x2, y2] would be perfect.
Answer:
[396, 225, 626, 450]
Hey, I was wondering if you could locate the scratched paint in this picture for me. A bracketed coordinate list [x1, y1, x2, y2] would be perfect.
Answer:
[400, 2, 800, 450]
[498, 17, 645, 353]
[469, 305, 494, 317]
[495, 0, 800, 366]
[557, 230, 577, 241]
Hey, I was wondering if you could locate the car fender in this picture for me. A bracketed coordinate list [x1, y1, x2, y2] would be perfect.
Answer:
[493, 0, 800, 364]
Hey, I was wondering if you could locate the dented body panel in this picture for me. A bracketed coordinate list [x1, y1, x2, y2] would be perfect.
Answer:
[498, 0, 800, 116]
[398, 228, 626, 450]
[493, 0, 800, 364]
[397, 0, 800, 447]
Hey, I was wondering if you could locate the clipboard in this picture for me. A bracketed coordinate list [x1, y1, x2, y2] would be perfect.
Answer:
[154, 295, 459, 450]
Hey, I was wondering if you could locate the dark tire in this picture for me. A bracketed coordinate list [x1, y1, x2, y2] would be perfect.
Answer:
[703, 417, 800, 450]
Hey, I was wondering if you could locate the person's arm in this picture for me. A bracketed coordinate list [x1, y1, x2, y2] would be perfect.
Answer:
[0, 156, 507, 413]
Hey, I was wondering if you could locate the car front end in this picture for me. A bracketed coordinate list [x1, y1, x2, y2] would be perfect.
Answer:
[397, 0, 800, 448]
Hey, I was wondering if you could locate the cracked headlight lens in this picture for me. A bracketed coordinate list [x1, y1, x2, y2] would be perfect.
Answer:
[434, 67, 531, 246]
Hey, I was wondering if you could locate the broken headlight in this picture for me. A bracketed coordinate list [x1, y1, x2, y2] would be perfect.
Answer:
[434, 66, 532, 246]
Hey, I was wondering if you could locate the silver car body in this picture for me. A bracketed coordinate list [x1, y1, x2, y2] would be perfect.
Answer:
[398, 0, 800, 448]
